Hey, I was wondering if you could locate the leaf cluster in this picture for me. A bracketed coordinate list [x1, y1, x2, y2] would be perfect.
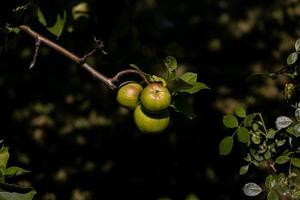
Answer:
[0, 144, 36, 200]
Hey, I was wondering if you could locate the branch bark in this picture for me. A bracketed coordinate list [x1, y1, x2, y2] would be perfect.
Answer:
[18, 25, 148, 90]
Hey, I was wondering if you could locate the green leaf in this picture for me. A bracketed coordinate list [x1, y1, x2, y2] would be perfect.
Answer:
[0, 147, 9, 169]
[295, 108, 300, 121]
[265, 175, 276, 189]
[168, 79, 193, 95]
[275, 116, 293, 130]
[37, 8, 47, 26]
[164, 56, 177, 72]
[291, 158, 300, 168]
[179, 82, 209, 94]
[164, 56, 177, 82]
[266, 129, 277, 139]
[275, 155, 290, 164]
[267, 190, 279, 200]
[223, 114, 238, 128]
[239, 165, 249, 175]
[295, 39, 300, 51]
[235, 106, 246, 118]
[237, 127, 250, 143]
[47, 10, 67, 38]
[242, 182, 263, 197]
[180, 72, 198, 83]
[292, 123, 300, 137]
[0, 190, 36, 200]
[5, 167, 30, 178]
[219, 136, 233, 156]
[287, 52, 298, 65]
[171, 96, 196, 120]
[264, 151, 271, 160]
[244, 113, 258, 127]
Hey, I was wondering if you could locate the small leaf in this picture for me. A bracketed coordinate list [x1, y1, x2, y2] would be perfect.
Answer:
[0, 146, 9, 169]
[292, 123, 300, 137]
[179, 82, 209, 94]
[264, 151, 271, 160]
[47, 10, 67, 38]
[219, 136, 233, 156]
[0, 190, 36, 200]
[267, 190, 279, 200]
[180, 72, 198, 83]
[237, 127, 250, 143]
[295, 38, 300, 51]
[295, 108, 300, 121]
[275, 116, 293, 130]
[265, 175, 275, 189]
[239, 165, 249, 175]
[291, 158, 300, 168]
[251, 134, 261, 145]
[164, 56, 177, 72]
[244, 113, 258, 127]
[242, 182, 263, 197]
[266, 129, 277, 139]
[287, 52, 298, 65]
[235, 106, 246, 118]
[37, 8, 47, 26]
[275, 155, 290, 164]
[168, 79, 193, 95]
[223, 114, 238, 128]
[5, 167, 30, 178]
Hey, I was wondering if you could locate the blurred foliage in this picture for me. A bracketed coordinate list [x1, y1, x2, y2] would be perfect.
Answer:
[1, 0, 300, 199]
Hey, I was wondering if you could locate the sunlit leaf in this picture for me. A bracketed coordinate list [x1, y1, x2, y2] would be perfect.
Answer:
[295, 39, 300, 52]
[179, 82, 209, 94]
[275, 116, 293, 130]
[180, 72, 197, 83]
[239, 165, 249, 175]
[237, 127, 250, 143]
[0, 147, 9, 169]
[223, 114, 238, 128]
[47, 10, 67, 38]
[37, 8, 47, 26]
[242, 182, 263, 197]
[287, 52, 298, 65]
[275, 155, 290, 164]
[265, 175, 276, 189]
[291, 158, 300, 168]
[219, 136, 233, 156]
[235, 106, 246, 118]
[164, 56, 177, 72]
[5, 167, 30, 178]
[267, 190, 279, 200]
[0, 190, 36, 200]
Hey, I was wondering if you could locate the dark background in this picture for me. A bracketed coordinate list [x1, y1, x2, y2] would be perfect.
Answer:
[0, 0, 299, 199]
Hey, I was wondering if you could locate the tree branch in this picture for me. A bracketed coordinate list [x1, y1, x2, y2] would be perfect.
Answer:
[18, 25, 148, 90]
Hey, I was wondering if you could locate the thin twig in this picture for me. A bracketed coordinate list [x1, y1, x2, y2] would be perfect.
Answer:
[29, 37, 41, 69]
[19, 25, 149, 90]
[111, 69, 150, 85]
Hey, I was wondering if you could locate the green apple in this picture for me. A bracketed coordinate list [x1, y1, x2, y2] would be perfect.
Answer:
[134, 105, 170, 133]
[116, 82, 143, 109]
[140, 83, 171, 113]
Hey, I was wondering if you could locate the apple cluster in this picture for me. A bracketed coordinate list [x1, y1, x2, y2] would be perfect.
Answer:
[116, 82, 171, 133]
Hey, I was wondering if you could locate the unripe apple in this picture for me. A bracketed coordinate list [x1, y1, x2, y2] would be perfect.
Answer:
[133, 105, 170, 133]
[140, 83, 171, 113]
[116, 82, 143, 109]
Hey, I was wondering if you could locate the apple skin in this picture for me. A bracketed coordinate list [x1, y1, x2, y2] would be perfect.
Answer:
[140, 83, 171, 113]
[133, 105, 170, 133]
[116, 82, 143, 109]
